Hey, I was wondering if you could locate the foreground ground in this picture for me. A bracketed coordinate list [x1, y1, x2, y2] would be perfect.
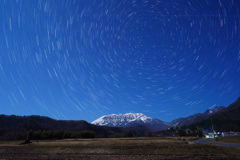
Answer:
[190, 137, 240, 148]
[213, 136, 240, 145]
[0, 137, 240, 160]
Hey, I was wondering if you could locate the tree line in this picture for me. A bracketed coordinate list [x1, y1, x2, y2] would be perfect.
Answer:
[15, 130, 95, 140]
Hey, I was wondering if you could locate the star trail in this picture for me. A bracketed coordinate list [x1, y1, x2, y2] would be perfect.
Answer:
[0, 0, 240, 122]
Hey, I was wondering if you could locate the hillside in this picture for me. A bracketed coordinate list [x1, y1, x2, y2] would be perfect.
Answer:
[170, 106, 225, 128]
[0, 115, 122, 140]
[182, 97, 240, 131]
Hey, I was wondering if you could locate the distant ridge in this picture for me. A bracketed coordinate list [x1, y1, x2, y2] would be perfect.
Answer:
[185, 97, 240, 131]
[0, 115, 122, 140]
[170, 106, 225, 128]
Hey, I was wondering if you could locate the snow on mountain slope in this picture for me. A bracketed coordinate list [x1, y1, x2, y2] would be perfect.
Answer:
[92, 113, 150, 127]
[92, 113, 169, 132]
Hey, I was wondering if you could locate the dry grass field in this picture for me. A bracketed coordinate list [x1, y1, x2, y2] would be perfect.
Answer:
[213, 136, 240, 144]
[0, 137, 239, 160]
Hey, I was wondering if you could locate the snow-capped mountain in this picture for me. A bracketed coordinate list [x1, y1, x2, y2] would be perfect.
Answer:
[92, 113, 169, 132]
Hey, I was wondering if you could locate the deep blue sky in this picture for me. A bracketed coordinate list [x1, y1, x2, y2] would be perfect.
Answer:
[0, 0, 239, 122]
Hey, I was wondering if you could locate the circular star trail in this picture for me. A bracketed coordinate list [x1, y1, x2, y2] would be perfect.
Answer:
[0, 0, 239, 122]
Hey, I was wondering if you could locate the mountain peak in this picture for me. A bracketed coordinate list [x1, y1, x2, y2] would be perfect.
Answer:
[92, 113, 169, 132]
[92, 113, 150, 127]
[204, 106, 225, 114]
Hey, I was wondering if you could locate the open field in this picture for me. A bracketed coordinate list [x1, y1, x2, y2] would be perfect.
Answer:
[213, 136, 240, 145]
[0, 137, 240, 160]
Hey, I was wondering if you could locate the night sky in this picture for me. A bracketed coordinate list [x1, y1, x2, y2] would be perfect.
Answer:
[0, 0, 240, 122]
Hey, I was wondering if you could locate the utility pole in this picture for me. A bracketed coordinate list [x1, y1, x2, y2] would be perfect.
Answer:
[211, 117, 215, 139]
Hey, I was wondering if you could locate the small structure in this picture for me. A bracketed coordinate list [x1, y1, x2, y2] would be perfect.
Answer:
[221, 131, 238, 137]
[205, 132, 215, 138]
[205, 131, 240, 138]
